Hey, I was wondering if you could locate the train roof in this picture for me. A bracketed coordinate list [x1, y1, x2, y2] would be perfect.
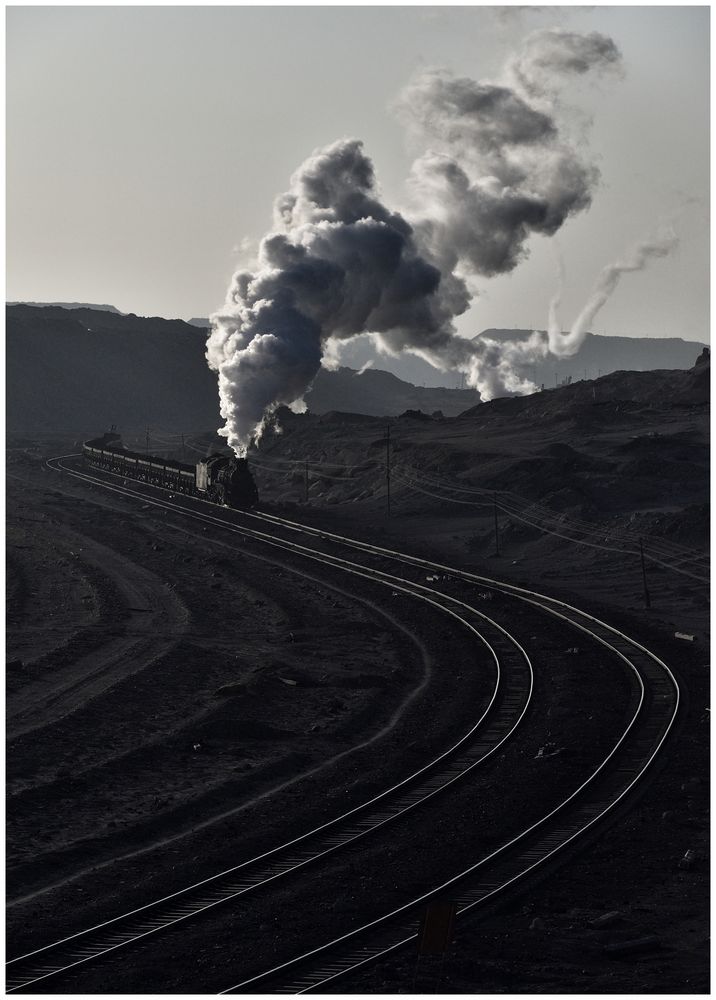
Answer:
[84, 436, 194, 474]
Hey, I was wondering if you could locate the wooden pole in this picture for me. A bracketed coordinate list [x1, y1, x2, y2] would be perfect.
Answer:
[493, 493, 500, 556]
[639, 537, 651, 609]
[386, 424, 391, 518]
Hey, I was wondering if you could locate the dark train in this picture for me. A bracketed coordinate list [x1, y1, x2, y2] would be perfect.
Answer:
[83, 431, 259, 509]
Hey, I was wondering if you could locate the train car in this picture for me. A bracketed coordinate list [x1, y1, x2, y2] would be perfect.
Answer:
[82, 431, 258, 509]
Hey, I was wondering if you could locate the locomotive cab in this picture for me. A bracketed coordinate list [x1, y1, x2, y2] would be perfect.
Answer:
[196, 454, 258, 509]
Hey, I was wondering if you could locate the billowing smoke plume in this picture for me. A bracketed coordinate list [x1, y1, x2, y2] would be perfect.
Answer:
[207, 140, 468, 455]
[396, 71, 598, 282]
[208, 28, 623, 454]
[548, 229, 679, 358]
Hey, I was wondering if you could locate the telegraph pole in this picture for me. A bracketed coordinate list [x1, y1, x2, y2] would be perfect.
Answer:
[493, 493, 500, 556]
[639, 537, 651, 609]
[304, 459, 309, 504]
[386, 424, 391, 518]
[181, 433, 185, 463]
[146, 428, 150, 456]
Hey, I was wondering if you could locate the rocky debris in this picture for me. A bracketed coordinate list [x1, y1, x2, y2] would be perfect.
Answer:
[603, 935, 661, 957]
[589, 910, 623, 929]
[678, 849, 698, 871]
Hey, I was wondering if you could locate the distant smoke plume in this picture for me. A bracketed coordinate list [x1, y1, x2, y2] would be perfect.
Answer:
[547, 251, 566, 349]
[209, 28, 623, 453]
[548, 229, 679, 357]
[508, 27, 623, 97]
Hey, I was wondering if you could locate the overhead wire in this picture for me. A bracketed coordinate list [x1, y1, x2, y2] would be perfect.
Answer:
[390, 466, 708, 584]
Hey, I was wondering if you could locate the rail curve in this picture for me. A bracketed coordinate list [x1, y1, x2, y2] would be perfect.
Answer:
[7, 456, 679, 994]
[7, 458, 534, 993]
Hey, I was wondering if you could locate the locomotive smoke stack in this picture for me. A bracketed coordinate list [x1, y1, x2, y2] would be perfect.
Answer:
[207, 28, 624, 454]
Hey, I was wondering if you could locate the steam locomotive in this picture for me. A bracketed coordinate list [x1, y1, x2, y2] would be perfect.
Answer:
[83, 431, 259, 509]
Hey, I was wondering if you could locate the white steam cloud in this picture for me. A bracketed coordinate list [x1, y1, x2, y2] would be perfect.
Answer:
[548, 228, 679, 358]
[208, 28, 623, 455]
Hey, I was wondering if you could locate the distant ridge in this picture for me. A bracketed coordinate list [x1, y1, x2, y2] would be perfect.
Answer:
[306, 365, 480, 417]
[475, 329, 706, 387]
[330, 328, 706, 388]
[5, 304, 480, 432]
[188, 317, 210, 328]
[6, 304, 220, 433]
[8, 301, 122, 314]
[7, 303, 707, 434]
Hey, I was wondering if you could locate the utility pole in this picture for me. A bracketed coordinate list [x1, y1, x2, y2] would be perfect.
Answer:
[386, 424, 391, 519]
[146, 428, 150, 456]
[304, 459, 309, 504]
[493, 493, 500, 556]
[181, 433, 185, 463]
[639, 537, 651, 609]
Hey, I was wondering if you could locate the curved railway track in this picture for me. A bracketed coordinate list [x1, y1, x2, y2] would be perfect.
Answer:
[224, 596, 677, 994]
[7, 459, 534, 993]
[224, 447, 708, 584]
[6, 456, 680, 993]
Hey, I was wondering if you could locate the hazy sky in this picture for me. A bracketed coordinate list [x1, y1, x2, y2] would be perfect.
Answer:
[7, 5, 709, 343]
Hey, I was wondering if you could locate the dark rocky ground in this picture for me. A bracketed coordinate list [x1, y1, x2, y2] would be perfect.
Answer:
[6, 361, 709, 995]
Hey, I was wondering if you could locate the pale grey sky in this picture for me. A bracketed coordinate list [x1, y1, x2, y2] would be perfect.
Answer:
[6, 5, 710, 343]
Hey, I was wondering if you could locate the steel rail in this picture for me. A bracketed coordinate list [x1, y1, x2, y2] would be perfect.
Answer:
[24, 458, 678, 995]
[6, 460, 534, 993]
[221, 588, 678, 995]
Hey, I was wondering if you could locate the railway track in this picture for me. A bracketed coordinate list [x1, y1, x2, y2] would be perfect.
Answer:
[7, 460, 534, 993]
[225, 511, 680, 994]
[7, 457, 680, 993]
[233, 449, 708, 584]
[223, 598, 677, 993]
